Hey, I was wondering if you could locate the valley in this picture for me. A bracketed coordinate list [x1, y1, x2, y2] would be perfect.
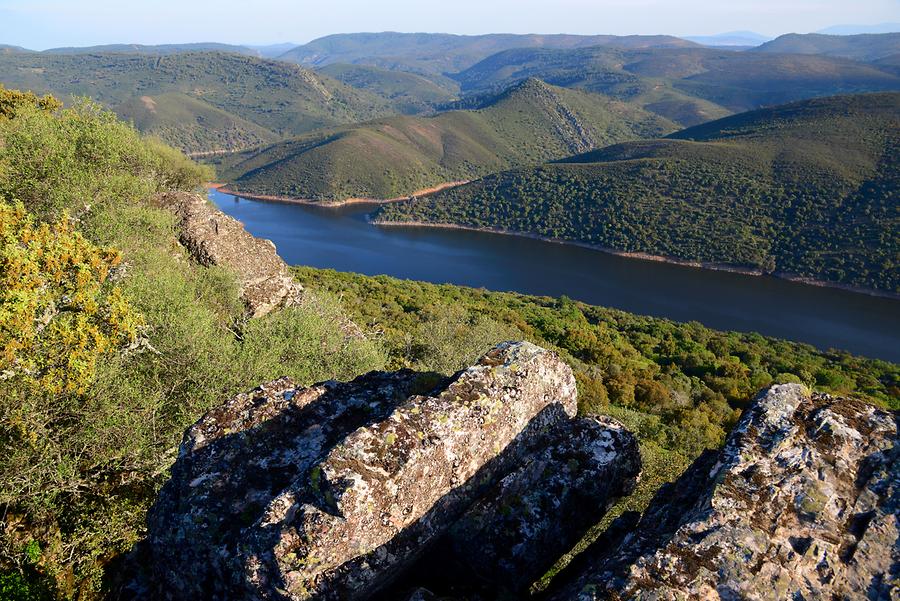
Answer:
[0, 22, 898, 601]
[207, 187, 900, 362]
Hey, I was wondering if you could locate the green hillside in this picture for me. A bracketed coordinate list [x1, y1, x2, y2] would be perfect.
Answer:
[1, 84, 898, 601]
[376, 93, 900, 294]
[278, 32, 698, 75]
[317, 63, 458, 113]
[454, 46, 900, 125]
[0, 51, 394, 152]
[218, 79, 678, 201]
[116, 92, 280, 154]
[751, 32, 900, 61]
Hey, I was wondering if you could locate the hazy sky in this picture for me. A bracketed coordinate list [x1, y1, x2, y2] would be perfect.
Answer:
[0, 0, 897, 49]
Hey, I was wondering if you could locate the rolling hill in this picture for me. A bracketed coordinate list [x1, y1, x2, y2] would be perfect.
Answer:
[453, 46, 900, 126]
[277, 32, 698, 76]
[376, 92, 900, 294]
[0, 51, 394, 152]
[751, 32, 900, 61]
[217, 78, 678, 201]
[317, 63, 458, 113]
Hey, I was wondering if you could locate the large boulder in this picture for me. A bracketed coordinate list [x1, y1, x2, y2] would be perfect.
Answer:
[141, 341, 579, 600]
[154, 191, 302, 317]
[551, 384, 900, 600]
[141, 371, 426, 599]
[245, 341, 578, 599]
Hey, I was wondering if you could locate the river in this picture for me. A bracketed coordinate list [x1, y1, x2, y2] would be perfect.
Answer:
[208, 188, 900, 362]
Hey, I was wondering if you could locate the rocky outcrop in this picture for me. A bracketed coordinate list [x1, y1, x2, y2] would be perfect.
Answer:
[247, 341, 577, 600]
[551, 384, 900, 600]
[141, 371, 427, 599]
[154, 191, 302, 317]
[444, 416, 640, 593]
[140, 342, 644, 600]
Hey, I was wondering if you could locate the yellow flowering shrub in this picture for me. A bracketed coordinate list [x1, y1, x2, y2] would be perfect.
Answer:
[0, 85, 61, 121]
[0, 200, 143, 395]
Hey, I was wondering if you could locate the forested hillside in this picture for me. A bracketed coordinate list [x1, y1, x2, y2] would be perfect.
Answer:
[277, 32, 698, 76]
[454, 45, 900, 125]
[377, 92, 900, 294]
[0, 52, 394, 153]
[0, 82, 897, 599]
[317, 63, 458, 113]
[217, 78, 677, 201]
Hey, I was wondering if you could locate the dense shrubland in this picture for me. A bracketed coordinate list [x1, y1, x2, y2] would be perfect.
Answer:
[0, 87, 384, 599]
[292, 266, 899, 580]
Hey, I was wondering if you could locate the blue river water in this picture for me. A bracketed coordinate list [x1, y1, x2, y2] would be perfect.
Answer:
[208, 188, 900, 362]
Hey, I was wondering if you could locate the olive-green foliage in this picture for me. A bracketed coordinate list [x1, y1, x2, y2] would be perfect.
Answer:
[377, 93, 900, 293]
[219, 79, 676, 201]
[0, 99, 211, 220]
[0, 51, 394, 153]
[294, 266, 900, 457]
[0, 92, 384, 598]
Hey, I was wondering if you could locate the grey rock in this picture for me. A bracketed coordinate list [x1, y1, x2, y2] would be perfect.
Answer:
[154, 191, 302, 317]
[245, 341, 577, 600]
[552, 384, 900, 600]
[143, 370, 429, 599]
[142, 341, 577, 600]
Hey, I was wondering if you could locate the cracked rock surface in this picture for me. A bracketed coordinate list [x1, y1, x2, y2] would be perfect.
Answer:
[154, 191, 302, 317]
[140, 341, 583, 600]
[552, 383, 900, 601]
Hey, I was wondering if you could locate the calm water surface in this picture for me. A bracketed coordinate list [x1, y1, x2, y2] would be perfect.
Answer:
[208, 188, 900, 362]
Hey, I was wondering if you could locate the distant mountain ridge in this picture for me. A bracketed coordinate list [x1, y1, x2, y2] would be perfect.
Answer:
[42, 42, 263, 56]
[454, 44, 900, 125]
[277, 32, 699, 76]
[752, 32, 900, 61]
[684, 31, 772, 47]
[817, 23, 900, 35]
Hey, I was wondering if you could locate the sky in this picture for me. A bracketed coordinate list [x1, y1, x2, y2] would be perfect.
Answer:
[0, 0, 897, 50]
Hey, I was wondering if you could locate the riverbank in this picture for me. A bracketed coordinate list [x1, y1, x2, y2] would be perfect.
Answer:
[371, 220, 900, 301]
[208, 181, 469, 208]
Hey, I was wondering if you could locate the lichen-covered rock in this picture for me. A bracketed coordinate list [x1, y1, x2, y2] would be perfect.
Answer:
[245, 341, 577, 600]
[142, 370, 429, 599]
[552, 384, 900, 600]
[154, 191, 302, 317]
[445, 416, 640, 593]
[140, 341, 577, 600]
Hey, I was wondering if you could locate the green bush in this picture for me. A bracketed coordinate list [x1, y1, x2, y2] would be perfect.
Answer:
[0, 90, 385, 598]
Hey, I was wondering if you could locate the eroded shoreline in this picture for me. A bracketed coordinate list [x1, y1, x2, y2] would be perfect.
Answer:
[209, 181, 469, 208]
[370, 220, 900, 301]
